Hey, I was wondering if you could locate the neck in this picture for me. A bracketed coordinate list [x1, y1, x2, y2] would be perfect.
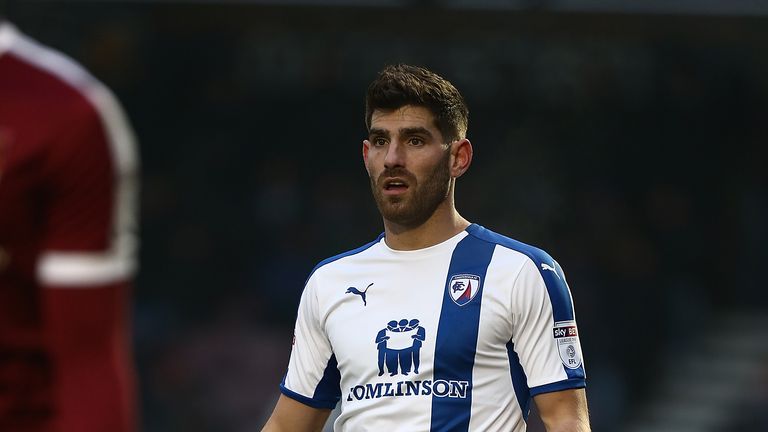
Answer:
[382, 198, 471, 251]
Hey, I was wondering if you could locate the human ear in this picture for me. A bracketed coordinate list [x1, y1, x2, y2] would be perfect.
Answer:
[450, 138, 473, 178]
[362, 139, 371, 175]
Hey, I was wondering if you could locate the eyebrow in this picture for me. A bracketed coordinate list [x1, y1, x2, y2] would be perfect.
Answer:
[368, 128, 390, 139]
[399, 127, 433, 139]
[368, 127, 434, 139]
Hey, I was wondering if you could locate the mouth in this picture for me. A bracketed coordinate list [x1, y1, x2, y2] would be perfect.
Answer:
[382, 178, 409, 195]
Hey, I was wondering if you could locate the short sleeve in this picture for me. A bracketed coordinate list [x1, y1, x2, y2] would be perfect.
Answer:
[36, 80, 138, 288]
[510, 257, 586, 396]
[280, 273, 341, 409]
[45, 99, 113, 249]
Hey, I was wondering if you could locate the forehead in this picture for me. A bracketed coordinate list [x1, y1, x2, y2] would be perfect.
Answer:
[370, 105, 438, 132]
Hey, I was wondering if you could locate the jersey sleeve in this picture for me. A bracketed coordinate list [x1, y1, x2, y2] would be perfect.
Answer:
[36, 78, 138, 288]
[510, 256, 586, 396]
[280, 273, 341, 409]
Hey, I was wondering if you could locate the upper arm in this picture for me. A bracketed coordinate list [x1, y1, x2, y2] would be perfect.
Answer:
[262, 394, 332, 432]
[41, 280, 137, 432]
[534, 388, 590, 432]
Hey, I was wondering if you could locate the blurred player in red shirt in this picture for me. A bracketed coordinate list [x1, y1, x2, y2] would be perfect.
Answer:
[0, 19, 139, 432]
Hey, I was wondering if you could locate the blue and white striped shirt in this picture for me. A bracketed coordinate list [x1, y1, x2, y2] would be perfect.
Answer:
[281, 224, 586, 431]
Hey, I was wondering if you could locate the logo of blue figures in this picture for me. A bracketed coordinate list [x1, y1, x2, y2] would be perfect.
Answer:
[449, 274, 481, 306]
[375, 319, 425, 377]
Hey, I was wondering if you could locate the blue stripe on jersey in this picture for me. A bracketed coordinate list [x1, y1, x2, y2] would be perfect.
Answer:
[313, 354, 341, 405]
[466, 224, 586, 382]
[430, 233, 496, 432]
[280, 384, 333, 409]
[530, 377, 586, 397]
[506, 341, 531, 421]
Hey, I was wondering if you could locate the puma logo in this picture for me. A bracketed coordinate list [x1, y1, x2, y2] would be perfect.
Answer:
[346, 283, 374, 306]
[540, 262, 560, 279]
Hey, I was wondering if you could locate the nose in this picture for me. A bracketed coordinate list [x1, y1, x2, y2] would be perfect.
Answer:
[383, 140, 406, 169]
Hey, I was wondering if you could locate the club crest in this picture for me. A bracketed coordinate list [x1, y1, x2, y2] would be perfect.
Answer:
[448, 274, 481, 306]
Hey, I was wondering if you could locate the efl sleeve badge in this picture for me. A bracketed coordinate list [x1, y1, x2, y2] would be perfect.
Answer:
[553, 320, 582, 369]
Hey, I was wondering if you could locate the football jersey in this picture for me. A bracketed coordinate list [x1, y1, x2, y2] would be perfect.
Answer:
[0, 21, 138, 430]
[281, 224, 586, 431]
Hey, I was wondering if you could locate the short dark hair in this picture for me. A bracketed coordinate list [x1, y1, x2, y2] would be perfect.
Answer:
[365, 64, 469, 143]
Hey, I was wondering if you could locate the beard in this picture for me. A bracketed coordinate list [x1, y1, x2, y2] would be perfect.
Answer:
[369, 149, 452, 228]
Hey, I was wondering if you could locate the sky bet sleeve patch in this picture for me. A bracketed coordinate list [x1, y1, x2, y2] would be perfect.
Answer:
[553, 320, 582, 369]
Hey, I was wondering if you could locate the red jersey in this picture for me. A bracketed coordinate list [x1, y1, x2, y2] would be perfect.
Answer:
[0, 22, 139, 431]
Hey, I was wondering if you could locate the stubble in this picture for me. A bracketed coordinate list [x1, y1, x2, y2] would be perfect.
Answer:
[369, 149, 452, 228]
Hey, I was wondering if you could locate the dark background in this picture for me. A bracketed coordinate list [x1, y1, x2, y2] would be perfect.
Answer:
[3, 1, 767, 431]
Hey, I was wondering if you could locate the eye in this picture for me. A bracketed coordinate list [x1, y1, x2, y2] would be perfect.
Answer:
[408, 137, 425, 146]
[371, 137, 388, 147]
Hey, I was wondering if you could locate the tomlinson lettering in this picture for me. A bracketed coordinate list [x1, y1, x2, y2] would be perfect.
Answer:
[346, 379, 469, 401]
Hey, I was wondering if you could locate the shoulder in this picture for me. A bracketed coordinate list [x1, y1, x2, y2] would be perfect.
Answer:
[1, 23, 102, 113]
[1, 23, 136, 168]
[306, 233, 385, 282]
[468, 224, 576, 320]
[465, 223, 557, 269]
